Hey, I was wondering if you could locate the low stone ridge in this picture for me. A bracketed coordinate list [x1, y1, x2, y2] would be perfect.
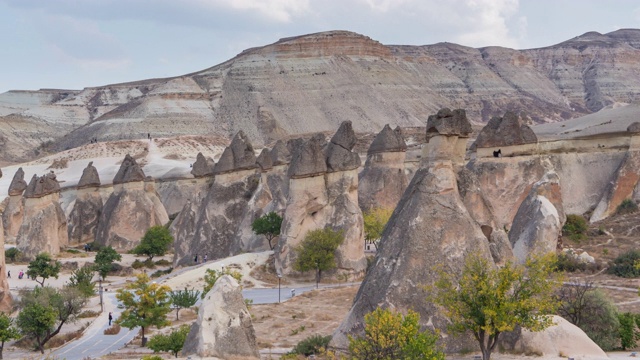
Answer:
[475, 111, 538, 148]
[77, 162, 101, 188]
[191, 152, 215, 178]
[8, 167, 28, 196]
[332, 160, 493, 352]
[326, 121, 361, 172]
[628, 122, 640, 133]
[287, 134, 327, 178]
[182, 275, 260, 359]
[213, 131, 258, 174]
[368, 124, 407, 154]
[270, 140, 291, 165]
[509, 172, 565, 264]
[256, 148, 273, 171]
[426, 108, 472, 140]
[24, 172, 60, 198]
[500, 316, 607, 358]
[113, 154, 146, 184]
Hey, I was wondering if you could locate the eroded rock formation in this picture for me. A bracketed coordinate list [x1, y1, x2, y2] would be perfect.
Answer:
[68, 162, 103, 245]
[95, 155, 169, 250]
[509, 172, 565, 264]
[2, 167, 27, 244]
[191, 152, 215, 178]
[213, 131, 258, 174]
[359, 125, 408, 211]
[17, 172, 68, 259]
[182, 275, 260, 359]
[276, 122, 367, 277]
[0, 172, 12, 311]
[475, 111, 537, 148]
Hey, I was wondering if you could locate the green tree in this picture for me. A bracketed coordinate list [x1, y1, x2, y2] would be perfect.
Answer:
[4, 248, 21, 263]
[618, 312, 636, 350]
[147, 324, 191, 358]
[251, 211, 283, 250]
[293, 227, 344, 284]
[26, 253, 61, 287]
[94, 246, 122, 280]
[17, 286, 86, 354]
[202, 268, 242, 299]
[431, 254, 561, 360]
[132, 226, 173, 261]
[348, 307, 444, 360]
[0, 312, 20, 359]
[116, 273, 172, 344]
[68, 265, 96, 297]
[169, 287, 200, 320]
[363, 207, 393, 250]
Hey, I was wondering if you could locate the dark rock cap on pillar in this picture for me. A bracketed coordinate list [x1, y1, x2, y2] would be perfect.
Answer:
[287, 134, 328, 178]
[256, 148, 274, 171]
[270, 140, 291, 166]
[368, 124, 407, 154]
[24, 171, 60, 198]
[326, 121, 362, 172]
[113, 154, 146, 185]
[8, 167, 27, 196]
[213, 131, 258, 174]
[426, 108, 472, 141]
[474, 111, 538, 148]
[77, 161, 101, 188]
[191, 152, 215, 178]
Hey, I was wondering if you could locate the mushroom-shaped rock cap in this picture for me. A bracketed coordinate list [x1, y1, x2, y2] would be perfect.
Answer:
[426, 108, 472, 140]
[368, 124, 407, 154]
[270, 140, 291, 166]
[191, 152, 215, 178]
[288, 134, 328, 178]
[24, 171, 60, 198]
[256, 148, 273, 171]
[475, 111, 538, 148]
[628, 122, 640, 133]
[77, 161, 101, 188]
[213, 131, 258, 174]
[326, 121, 361, 172]
[8, 167, 28, 196]
[113, 154, 146, 184]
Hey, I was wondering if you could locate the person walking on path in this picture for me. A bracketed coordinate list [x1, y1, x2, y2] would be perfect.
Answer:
[204, 254, 207, 262]
[108, 312, 113, 326]
[6, 271, 9, 278]
[194, 255, 198, 264]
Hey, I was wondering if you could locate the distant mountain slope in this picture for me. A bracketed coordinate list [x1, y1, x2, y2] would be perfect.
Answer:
[1, 29, 640, 163]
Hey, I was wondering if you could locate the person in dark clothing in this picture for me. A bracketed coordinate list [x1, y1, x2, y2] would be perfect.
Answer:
[108, 312, 113, 326]
[194, 255, 198, 264]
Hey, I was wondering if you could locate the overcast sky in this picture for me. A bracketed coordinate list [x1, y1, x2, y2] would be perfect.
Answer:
[0, 0, 638, 93]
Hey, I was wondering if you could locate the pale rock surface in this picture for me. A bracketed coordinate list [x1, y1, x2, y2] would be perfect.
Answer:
[358, 125, 408, 211]
[457, 167, 498, 230]
[191, 152, 215, 178]
[509, 172, 565, 264]
[7, 167, 27, 196]
[287, 134, 327, 178]
[182, 275, 260, 359]
[0, 182, 11, 311]
[326, 121, 361, 172]
[67, 162, 103, 245]
[3, 168, 28, 243]
[475, 111, 537, 148]
[489, 229, 514, 266]
[17, 173, 68, 259]
[500, 316, 607, 359]
[95, 156, 169, 251]
[256, 148, 273, 171]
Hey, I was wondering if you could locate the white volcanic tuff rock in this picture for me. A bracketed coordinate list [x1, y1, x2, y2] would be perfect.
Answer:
[68, 163, 103, 245]
[182, 275, 260, 359]
[94, 180, 169, 251]
[17, 192, 68, 259]
[331, 160, 494, 352]
[171, 169, 261, 266]
[509, 172, 565, 264]
[0, 220, 11, 312]
[500, 316, 607, 359]
[156, 178, 213, 218]
[2, 195, 23, 245]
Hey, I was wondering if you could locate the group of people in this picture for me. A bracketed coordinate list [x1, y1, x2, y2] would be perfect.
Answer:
[7, 270, 25, 279]
[193, 254, 208, 264]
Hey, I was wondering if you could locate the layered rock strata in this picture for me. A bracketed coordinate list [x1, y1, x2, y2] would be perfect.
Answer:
[182, 275, 260, 359]
[332, 119, 493, 352]
[17, 172, 68, 259]
[358, 125, 408, 211]
[509, 172, 565, 264]
[67, 162, 103, 245]
[2, 167, 27, 244]
[95, 155, 169, 250]
[276, 122, 367, 278]
[172, 133, 262, 265]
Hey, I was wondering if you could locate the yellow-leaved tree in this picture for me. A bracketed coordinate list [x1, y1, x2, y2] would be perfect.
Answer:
[431, 254, 562, 360]
[363, 207, 393, 250]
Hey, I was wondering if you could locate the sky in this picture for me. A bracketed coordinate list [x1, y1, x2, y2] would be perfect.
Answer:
[0, 0, 639, 94]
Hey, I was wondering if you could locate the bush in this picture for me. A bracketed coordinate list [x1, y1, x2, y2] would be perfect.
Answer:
[562, 214, 588, 242]
[608, 250, 640, 278]
[87, 241, 104, 251]
[5, 247, 22, 263]
[131, 259, 145, 269]
[617, 199, 639, 215]
[151, 268, 173, 278]
[555, 252, 586, 272]
[66, 248, 81, 254]
[155, 259, 171, 266]
[618, 312, 637, 350]
[290, 334, 332, 356]
[104, 323, 121, 335]
[78, 310, 100, 318]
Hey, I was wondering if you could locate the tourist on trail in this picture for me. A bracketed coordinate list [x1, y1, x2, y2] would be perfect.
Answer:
[6, 271, 9, 278]
[108, 312, 113, 326]
[204, 254, 208, 262]
[194, 255, 198, 264]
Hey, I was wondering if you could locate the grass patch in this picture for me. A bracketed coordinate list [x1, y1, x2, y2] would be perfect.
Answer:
[104, 323, 121, 335]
